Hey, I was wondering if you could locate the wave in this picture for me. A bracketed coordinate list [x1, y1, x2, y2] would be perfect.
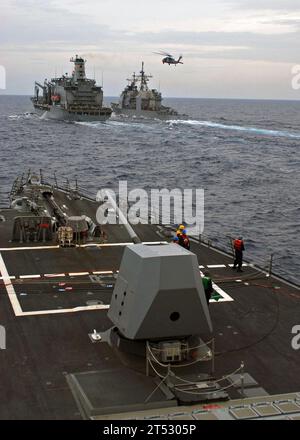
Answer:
[8, 112, 36, 120]
[75, 120, 148, 129]
[168, 119, 300, 139]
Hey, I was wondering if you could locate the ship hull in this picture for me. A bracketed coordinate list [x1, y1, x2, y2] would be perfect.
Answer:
[33, 104, 112, 122]
[111, 104, 179, 120]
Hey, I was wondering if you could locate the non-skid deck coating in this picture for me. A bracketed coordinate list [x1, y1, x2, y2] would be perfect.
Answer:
[0, 188, 299, 419]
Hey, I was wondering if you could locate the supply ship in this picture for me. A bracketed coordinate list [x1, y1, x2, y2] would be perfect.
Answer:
[31, 55, 112, 122]
[0, 171, 299, 420]
[111, 62, 181, 119]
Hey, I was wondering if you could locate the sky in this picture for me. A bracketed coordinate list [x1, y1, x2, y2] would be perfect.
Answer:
[1, 0, 300, 99]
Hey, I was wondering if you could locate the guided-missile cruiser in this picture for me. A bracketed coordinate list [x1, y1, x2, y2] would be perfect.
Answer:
[111, 62, 180, 119]
[31, 55, 112, 122]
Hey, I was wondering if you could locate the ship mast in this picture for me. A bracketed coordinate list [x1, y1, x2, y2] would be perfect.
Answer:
[137, 62, 152, 91]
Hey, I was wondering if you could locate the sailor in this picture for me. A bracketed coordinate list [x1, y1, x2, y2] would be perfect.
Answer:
[176, 224, 185, 236]
[181, 229, 190, 250]
[202, 272, 214, 305]
[176, 225, 185, 247]
[232, 236, 245, 272]
[172, 236, 179, 244]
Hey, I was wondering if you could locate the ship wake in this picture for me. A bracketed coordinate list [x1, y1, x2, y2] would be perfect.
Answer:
[167, 119, 300, 139]
[75, 120, 148, 129]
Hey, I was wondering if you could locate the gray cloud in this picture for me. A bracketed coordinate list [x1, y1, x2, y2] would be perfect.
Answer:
[1, 0, 299, 64]
[1, 0, 300, 98]
[1, 22, 299, 65]
[227, 0, 300, 11]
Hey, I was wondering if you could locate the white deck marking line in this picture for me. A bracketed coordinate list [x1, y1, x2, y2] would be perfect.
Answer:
[5, 271, 116, 280]
[0, 253, 110, 316]
[82, 241, 168, 247]
[0, 263, 234, 316]
[83, 243, 132, 247]
[0, 241, 168, 252]
[0, 246, 60, 251]
[228, 263, 248, 267]
[0, 252, 23, 316]
[199, 265, 205, 269]
[92, 271, 114, 275]
[199, 270, 234, 303]
[69, 272, 90, 276]
[207, 264, 226, 268]
[211, 283, 234, 302]
[20, 304, 110, 316]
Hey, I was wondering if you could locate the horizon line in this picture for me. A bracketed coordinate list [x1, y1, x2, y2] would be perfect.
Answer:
[1, 93, 300, 103]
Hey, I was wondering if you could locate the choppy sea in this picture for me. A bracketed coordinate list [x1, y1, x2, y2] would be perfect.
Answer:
[0, 95, 299, 283]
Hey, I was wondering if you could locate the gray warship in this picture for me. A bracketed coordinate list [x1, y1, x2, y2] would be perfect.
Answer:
[0, 171, 300, 420]
[111, 62, 180, 119]
[31, 55, 112, 122]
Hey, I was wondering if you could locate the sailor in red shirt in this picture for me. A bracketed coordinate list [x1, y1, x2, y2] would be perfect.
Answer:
[233, 236, 245, 272]
[181, 229, 190, 250]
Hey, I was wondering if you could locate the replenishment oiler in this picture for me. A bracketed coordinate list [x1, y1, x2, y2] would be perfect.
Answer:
[31, 55, 112, 122]
[112, 62, 180, 119]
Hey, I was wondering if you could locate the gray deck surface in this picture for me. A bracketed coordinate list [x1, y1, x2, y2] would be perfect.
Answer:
[0, 186, 299, 419]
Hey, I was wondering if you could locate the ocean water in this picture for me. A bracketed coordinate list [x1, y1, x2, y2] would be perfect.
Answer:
[0, 95, 299, 284]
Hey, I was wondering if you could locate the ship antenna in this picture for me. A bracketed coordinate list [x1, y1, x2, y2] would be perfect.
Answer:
[139, 61, 151, 91]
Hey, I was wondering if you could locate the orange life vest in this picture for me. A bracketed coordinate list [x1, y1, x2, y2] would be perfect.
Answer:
[234, 239, 243, 251]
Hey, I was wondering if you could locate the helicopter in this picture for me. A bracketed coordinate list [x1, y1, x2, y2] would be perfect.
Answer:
[154, 51, 184, 66]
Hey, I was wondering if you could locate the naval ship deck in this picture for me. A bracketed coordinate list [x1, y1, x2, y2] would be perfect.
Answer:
[0, 184, 299, 420]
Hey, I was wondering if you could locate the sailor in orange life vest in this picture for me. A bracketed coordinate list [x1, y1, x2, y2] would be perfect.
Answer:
[174, 226, 190, 250]
[176, 224, 185, 236]
[232, 236, 245, 272]
[176, 224, 185, 247]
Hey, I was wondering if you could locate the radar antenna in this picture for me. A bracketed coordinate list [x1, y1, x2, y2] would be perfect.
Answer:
[137, 62, 152, 91]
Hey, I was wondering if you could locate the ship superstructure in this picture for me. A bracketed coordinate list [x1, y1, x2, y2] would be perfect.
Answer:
[31, 55, 112, 122]
[112, 62, 179, 119]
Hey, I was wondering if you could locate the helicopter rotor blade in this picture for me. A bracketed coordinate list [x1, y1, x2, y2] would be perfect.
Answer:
[153, 51, 173, 57]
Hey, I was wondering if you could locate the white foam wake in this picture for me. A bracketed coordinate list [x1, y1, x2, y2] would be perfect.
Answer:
[168, 119, 300, 139]
[75, 120, 147, 129]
